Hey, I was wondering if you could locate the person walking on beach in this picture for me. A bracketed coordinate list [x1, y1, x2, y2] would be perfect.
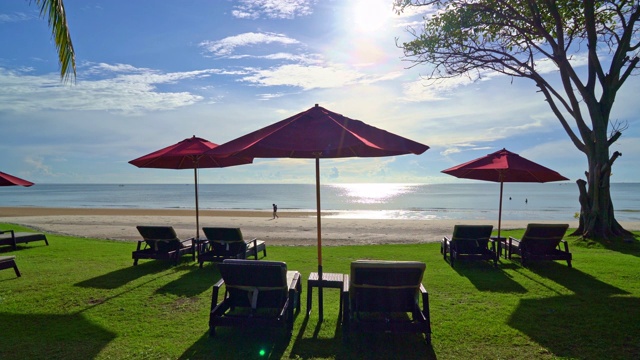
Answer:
[272, 203, 279, 219]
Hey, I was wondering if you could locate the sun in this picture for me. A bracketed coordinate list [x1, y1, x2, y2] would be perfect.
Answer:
[351, 0, 394, 34]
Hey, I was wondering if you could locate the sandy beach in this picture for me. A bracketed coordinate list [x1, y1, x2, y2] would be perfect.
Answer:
[1, 207, 638, 246]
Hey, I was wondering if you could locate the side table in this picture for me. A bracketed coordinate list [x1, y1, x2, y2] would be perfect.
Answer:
[307, 272, 344, 322]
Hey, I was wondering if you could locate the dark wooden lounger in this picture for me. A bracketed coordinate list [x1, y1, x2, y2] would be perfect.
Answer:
[0, 230, 49, 250]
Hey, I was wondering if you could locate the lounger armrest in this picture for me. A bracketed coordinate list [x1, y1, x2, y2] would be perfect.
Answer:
[0, 229, 15, 238]
[443, 236, 451, 244]
[180, 238, 194, 246]
[508, 236, 521, 247]
[420, 284, 430, 321]
[342, 275, 350, 325]
[210, 279, 225, 310]
[560, 239, 570, 252]
[245, 238, 258, 247]
[135, 240, 145, 251]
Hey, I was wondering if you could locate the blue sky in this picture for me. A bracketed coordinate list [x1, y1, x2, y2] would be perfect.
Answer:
[1, 0, 638, 185]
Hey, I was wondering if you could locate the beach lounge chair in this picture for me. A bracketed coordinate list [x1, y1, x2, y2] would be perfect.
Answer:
[198, 227, 266, 268]
[342, 260, 431, 343]
[0, 255, 21, 277]
[0, 230, 48, 250]
[209, 259, 301, 337]
[441, 225, 496, 267]
[508, 223, 571, 268]
[132, 226, 195, 266]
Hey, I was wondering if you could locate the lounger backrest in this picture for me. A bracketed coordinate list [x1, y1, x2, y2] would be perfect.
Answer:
[219, 259, 288, 309]
[521, 223, 569, 254]
[451, 225, 493, 253]
[202, 227, 246, 257]
[203, 227, 244, 242]
[136, 225, 182, 252]
[350, 260, 426, 312]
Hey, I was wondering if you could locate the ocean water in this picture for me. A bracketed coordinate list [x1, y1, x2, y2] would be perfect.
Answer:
[1, 183, 639, 222]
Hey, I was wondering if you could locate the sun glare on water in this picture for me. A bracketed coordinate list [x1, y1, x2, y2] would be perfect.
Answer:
[331, 183, 416, 204]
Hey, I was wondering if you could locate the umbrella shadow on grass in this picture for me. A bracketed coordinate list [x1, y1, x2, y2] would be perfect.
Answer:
[74, 260, 169, 289]
[508, 295, 640, 359]
[451, 261, 527, 293]
[178, 328, 289, 360]
[0, 312, 116, 360]
[508, 263, 638, 359]
[527, 261, 629, 297]
[155, 264, 221, 297]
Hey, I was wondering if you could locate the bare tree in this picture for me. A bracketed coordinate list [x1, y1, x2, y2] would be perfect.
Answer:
[396, 0, 639, 240]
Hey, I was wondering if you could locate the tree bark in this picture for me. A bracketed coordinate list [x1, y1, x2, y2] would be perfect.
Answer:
[572, 152, 634, 241]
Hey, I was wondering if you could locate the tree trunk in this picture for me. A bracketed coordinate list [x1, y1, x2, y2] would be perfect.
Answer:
[573, 175, 634, 241]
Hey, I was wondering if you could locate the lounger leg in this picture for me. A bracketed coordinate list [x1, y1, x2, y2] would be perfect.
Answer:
[13, 262, 21, 277]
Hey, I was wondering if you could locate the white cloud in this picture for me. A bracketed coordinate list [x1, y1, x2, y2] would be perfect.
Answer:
[200, 32, 300, 56]
[232, 0, 315, 19]
[239, 64, 401, 90]
[0, 12, 31, 23]
[0, 65, 222, 115]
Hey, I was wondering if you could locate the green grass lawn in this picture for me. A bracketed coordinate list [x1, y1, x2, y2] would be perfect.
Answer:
[1, 223, 639, 360]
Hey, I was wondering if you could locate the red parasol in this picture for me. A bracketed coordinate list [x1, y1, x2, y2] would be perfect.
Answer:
[207, 104, 429, 318]
[442, 148, 568, 239]
[0, 171, 34, 187]
[129, 136, 252, 238]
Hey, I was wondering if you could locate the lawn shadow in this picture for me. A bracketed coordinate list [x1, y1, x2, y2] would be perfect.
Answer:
[508, 263, 638, 358]
[178, 328, 289, 360]
[0, 243, 48, 254]
[155, 264, 221, 297]
[451, 261, 527, 293]
[290, 316, 435, 360]
[573, 234, 640, 257]
[74, 260, 168, 289]
[508, 296, 640, 359]
[0, 312, 116, 360]
[527, 261, 629, 297]
[291, 331, 435, 360]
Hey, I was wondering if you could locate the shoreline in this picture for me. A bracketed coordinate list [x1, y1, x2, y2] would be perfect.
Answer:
[1, 207, 638, 246]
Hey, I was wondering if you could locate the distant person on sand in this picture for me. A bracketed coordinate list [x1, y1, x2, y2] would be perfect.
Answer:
[272, 203, 279, 219]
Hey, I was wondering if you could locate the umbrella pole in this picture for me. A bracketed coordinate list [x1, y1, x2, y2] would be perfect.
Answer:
[316, 157, 324, 321]
[498, 180, 503, 241]
[194, 167, 200, 239]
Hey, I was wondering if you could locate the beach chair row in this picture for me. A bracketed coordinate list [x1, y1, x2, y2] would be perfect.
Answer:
[132, 225, 267, 266]
[208, 223, 572, 343]
[441, 223, 572, 268]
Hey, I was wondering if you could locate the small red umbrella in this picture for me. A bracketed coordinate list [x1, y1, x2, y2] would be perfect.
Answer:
[207, 104, 428, 318]
[442, 148, 568, 239]
[0, 171, 34, 187]
[129, 136, 252, 238]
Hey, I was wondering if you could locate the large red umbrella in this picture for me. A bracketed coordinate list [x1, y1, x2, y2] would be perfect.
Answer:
[129, 136, 252, 238]
[442, 148, 568, 239]
[207, 104, 429, 317]
[0, 171, 34, 187]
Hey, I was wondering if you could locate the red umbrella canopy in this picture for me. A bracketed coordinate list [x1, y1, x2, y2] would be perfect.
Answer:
[441, 148, 568, 183]
[0, 171, 34, 187]
[207, 104, 429, 159]
[129, 136, 252, 239]
[129, 136, 252, 169]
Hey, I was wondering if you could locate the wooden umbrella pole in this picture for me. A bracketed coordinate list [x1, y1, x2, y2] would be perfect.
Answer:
[316, 157, 322, 270]
[316, 157, 324, 321]
[194, 166, 200, 239]
[498, 180, 503, 240]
